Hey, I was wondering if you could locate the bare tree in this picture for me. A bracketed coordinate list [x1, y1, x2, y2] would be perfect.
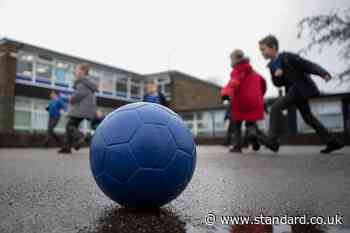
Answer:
[298, 7, 350, 81]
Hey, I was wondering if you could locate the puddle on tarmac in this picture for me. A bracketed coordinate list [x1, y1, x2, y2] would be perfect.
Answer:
[83, 207, 349, 233]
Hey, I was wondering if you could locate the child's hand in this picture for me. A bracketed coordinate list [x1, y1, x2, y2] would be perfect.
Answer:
[223, 100, 230, 106]
[322, 74, 332, 82]
[274, 69, 283, 77]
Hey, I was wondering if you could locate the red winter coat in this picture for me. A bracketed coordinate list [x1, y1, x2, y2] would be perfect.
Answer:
[221, 61, 266, 121]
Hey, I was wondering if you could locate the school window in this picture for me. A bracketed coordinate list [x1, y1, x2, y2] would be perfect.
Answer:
[156, 77, 171, 98]
[297, 99, 343, 133]
[36, 55, 54, 84]
[131, 85, 141, 99]
[213, 110, 226, 136]
[130, 77, 143, 100]
[196, 111, 213, 137]
[180, 113, 195, 121]
[164, 83, 171, 96]
[54, 61, 74, 88]
[89, 69, 103, 92]
[116, 75, 128, 97]
[14, 97, 32, 131]
[32, 111, 49, 131]
[14, 110, 32, 130]
[100, 72, 116, 96]
[17, 52, 34, 80]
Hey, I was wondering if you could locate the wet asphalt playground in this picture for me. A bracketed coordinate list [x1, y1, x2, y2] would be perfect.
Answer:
[0, 145, 349, 233]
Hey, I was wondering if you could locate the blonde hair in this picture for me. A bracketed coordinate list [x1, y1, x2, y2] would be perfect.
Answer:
[146, 79, 157, 85]
[230, 49, 248, 66]
[77, 63, 93, 75]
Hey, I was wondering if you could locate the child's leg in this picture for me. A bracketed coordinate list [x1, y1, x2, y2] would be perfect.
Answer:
[62, 117, 83, 150]
[50, 118, 61, 145]
[232, 121, 243, 148]
[241, 122, 250, 148]
[223, 120, 235, 145]
[296, 99, 344, 153]
[269, 89, 297, 140]
[246, 122, 262, 151]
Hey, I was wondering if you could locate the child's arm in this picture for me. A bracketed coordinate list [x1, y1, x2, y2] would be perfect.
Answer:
[60, 98, 68, 112]
[286, 53, 332, 81]
[70, 84, 90, 104]
[260, 76, 267, 96]
[221, 70, 240, 98]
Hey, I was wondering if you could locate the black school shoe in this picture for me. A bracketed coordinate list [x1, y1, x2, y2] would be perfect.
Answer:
[230, 145, 242, 153]
[58, 148, 72, 154]
[321, 140, 344, 154]
[74, 137, 85, 151]
[252, 140, 261, 151]
[264, 137, 280, 153]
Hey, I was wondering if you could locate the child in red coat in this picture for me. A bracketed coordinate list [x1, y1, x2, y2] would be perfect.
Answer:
[222, 49, 268, 153]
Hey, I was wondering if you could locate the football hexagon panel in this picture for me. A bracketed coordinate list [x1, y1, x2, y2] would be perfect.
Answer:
[99, 109, 142, 145]
[168, 115, 195, 155]
[126, 169, 175, 208]
[94, 173, 131, 206]
[153, 104, 181, 119]
[90, 131, 107, 176]
[104, 144, 139, 183]
[130, 124, 177, 169]
[136, 104, 170, 125]
[163, 149, 194, 187]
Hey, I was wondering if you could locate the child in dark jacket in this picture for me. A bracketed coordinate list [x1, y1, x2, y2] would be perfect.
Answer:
[44, 90, 67, 147]
[259, 34, 344, 154]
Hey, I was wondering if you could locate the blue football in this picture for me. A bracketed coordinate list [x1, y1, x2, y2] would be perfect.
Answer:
[90, 102, 196, 208]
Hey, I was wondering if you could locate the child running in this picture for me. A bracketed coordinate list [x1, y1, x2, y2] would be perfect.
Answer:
[221, 49, 268, 153]
[221, 49, 266, 153]
[259, 35, 344, 153]
[58, 63, 98, 154]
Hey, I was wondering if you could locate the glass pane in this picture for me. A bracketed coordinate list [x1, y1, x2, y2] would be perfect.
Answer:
[164, 83, 171, 94]
[90, 69, 103, 78]
[197, 131, 212, 137]
[185, 122, 193, 129]
[180, 113, 194, 121]
[36, 62, 53, 80]
[33, 99, 49, 110]
[197, 122, 210, 129]
[17, 54, 34, 78]
[32, 112, 48, 130]
[116, 81, 127, 95]
[320, 114, 343, 130]
[55, 61, 74, 86]
[131, 77, 141, 84]
[38, 55, 53, 62]
[196, 112, 203, 120]
[14, 110, 31, 129]
[15, 97, 31, 109]
[101, 77, 115, 94]
[131, 85, 141, 97]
